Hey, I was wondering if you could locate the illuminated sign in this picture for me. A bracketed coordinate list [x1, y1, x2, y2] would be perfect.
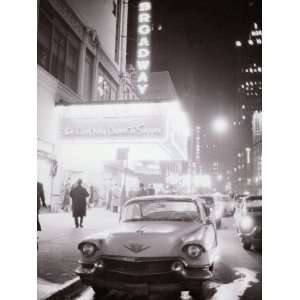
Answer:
[136, 0, 152, 96]
[252, 111, 262, 136]
[251, 30, 262, 37]
[60, 116, 165, 141]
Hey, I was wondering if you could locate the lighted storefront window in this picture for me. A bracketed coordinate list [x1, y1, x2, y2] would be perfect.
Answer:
[96, 64, 118, 101]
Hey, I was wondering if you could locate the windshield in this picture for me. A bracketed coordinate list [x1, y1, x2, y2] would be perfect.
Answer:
[122, 199, 200, 222]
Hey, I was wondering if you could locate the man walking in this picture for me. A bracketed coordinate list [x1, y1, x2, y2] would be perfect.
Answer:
[37, 181, 47, 231]
[70, 179, 89, 228]
[147, 184, 156, 195]
[137, 183, 147, 197]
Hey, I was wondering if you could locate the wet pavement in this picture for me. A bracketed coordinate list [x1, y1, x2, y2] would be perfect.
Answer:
[38, 207, 119, 284]
[70, 217, 262, 300]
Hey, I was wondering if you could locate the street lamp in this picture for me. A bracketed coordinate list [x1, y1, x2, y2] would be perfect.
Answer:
[212, 117, 229, 134]
[217, 174, 223, 182]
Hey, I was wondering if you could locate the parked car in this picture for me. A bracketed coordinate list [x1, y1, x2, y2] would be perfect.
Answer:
[76, 195, 218, 298]
[195, 194, 222, 229]
[236, 195, 262, 250]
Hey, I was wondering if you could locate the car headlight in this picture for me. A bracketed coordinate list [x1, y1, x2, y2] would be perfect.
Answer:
[80, 243, 97, 257]
[240, 216, 254, 232]
[185, 244, 204, 258]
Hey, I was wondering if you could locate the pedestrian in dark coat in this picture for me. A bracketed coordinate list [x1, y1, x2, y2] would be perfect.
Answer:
[70, 179, 89, 228]
[147, 184, 156, 195]
[137, 183, 148, 197]
[37, 182, 47, 231]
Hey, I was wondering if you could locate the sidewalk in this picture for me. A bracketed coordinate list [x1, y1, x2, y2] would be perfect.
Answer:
[37, 207, 119, 299]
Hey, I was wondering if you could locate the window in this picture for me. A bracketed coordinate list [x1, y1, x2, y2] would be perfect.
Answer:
[83, 49, 94, 101]
[38, 1, 80, 92]
[65, 32, 80, 91]
[97, 64, 118, 101]
[51, 27, 67, 83]
[37, 11, 52, 70]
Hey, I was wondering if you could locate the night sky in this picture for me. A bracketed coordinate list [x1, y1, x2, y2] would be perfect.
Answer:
[127, 0, 261, 167]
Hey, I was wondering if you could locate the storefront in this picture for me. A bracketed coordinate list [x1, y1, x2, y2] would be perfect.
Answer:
[37, 139, 56, 207]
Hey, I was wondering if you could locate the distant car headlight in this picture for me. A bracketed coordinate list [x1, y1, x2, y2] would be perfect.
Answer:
[240, 216, 254, 232]
[80, 243, 97, 257]
[185, 244, 204, 258]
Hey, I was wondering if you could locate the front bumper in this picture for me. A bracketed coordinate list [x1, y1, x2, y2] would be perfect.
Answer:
[75, 259, 213, 293]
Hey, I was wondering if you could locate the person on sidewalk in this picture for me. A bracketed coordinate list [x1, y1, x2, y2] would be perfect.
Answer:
[62, 182, 71, 212]
[70, 179, 89, 228]
[112, 184, 121, 213]
[106, 187, 113, 211]
[37, 181, 47, 231]
[147, 184, 156, 195]
[137, 182, 147, 197]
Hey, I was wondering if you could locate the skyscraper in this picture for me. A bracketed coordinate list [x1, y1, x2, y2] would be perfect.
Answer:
[233, 0, 262, 193]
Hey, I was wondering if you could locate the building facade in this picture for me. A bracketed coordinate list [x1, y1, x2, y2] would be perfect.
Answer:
[233, 0, 262, 193]
[252, 111, 262, 194]
[37, 0, 137, 208]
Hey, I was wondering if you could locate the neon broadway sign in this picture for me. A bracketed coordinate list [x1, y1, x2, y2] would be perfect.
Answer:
[136, 0, 152, 96]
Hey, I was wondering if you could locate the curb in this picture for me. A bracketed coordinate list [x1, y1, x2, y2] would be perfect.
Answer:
[40, 277, 84, 300]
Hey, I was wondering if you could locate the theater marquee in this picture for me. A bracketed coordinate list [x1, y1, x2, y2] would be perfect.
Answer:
[56, 101, 190, 161]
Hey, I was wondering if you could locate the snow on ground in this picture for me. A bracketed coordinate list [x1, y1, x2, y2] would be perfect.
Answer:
[207, 268, 259, 300]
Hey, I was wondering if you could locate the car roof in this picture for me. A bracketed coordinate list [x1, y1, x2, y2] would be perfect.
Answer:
[125, 195, 194, 206]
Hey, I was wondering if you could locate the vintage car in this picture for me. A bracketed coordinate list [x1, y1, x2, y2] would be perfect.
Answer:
[236, 195, 262, 250]
[194, 194, 223, 229]
[76, 195, 218, 297]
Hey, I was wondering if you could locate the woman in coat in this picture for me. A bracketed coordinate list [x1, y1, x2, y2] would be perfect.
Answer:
[70, 179, 89, 228]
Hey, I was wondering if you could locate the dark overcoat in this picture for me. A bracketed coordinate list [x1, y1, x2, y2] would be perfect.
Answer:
[70, 185, 89, 217]
[37, 182, 46, 231]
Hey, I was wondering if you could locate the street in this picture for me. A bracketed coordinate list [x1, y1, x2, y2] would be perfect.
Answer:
[71, 217, 261, 300]
[38, 207, 120, 284]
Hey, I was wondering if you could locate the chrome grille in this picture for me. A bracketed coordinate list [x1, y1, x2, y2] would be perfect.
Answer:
[102, 258, 174, 275]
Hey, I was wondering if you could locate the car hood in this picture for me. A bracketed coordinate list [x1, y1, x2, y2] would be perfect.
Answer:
[85, 221, 205, 257]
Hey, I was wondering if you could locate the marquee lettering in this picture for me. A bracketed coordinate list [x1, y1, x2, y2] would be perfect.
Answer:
[137, 48, 150, 58]
[137, 60, 150, 70]
[139, 1, 151, 11]
[138, 24, 151, 35]
[137, 84, 148, 94]
[138, 36, 150, 47]
[136, 1, 151, 95]
[138, 13, 151, 23]
[137, 72, 148, 83]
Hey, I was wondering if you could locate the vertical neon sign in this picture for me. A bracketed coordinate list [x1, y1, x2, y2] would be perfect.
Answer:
[136, 0, 151, 96]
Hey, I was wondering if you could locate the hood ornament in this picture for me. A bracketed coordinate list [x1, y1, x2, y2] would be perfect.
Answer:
[124, 242, 151, 253]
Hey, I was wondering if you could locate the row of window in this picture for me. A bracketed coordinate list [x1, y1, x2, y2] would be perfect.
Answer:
[38, 0, 119, 101]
